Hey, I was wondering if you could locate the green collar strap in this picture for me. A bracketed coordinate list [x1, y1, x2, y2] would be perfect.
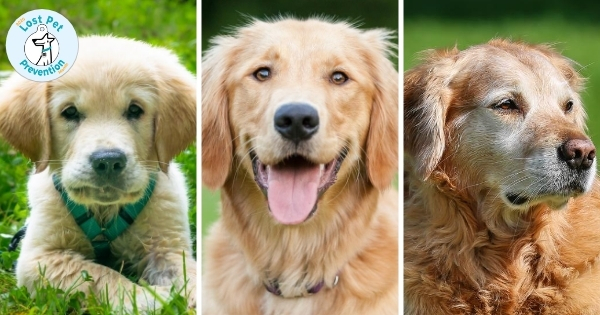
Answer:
[52, 173, 158, 260]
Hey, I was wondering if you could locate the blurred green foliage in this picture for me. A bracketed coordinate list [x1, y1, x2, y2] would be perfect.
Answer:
[200, 0, 399, 236]
[0, 0, 196, 71]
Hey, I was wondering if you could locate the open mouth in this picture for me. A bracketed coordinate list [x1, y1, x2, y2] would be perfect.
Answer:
[251, 148, 348, 225]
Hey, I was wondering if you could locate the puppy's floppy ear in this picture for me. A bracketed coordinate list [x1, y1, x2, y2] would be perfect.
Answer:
[201, 36, 236, 190]
[404, 48, 457, 180]
[362, 29, 399, 189]
[154, 51, 197, 173]
[0, 75, 51, 172]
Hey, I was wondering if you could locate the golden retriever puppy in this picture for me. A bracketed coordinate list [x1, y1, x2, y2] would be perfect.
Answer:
[202, 18, 398, 314]
[404, 39, 600, 314]
[0, 36, 196, 311]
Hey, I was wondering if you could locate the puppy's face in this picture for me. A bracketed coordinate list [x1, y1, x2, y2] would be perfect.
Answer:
[202, 19, 398, 225]
[49, 64, 158, 205]
[405, 40, 595, 210]
[0, 36, 196, 207]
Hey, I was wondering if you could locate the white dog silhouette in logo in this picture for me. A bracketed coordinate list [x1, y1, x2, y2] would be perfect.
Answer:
[27, 25, 59, 66]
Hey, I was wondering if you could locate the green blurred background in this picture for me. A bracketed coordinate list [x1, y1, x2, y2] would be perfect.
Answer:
[0, 1, 196, 311]
[405, 0, 600, 146]
[201, 0, 399, 237]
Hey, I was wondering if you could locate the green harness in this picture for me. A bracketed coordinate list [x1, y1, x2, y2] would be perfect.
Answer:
[52, 173, 157, 261]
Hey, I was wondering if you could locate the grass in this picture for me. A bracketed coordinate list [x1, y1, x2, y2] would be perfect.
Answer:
[0, 0, 196, 313]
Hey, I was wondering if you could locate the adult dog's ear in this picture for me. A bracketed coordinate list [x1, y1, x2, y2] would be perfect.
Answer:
[0, 75, 51, 172]
[362, 29, 399, 189]
[201, 36, 236, 190]
[154, 51, 197, 173]
[404, 48, 457, 180]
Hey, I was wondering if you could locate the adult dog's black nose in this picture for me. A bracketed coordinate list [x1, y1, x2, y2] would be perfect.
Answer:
[274, 103, 319, 144]
[90, 149, 127, 178]
[558, 138, 596, 171]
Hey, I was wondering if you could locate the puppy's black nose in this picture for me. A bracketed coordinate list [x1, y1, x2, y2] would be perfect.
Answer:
[558, 139, 596, 171]
[274, 103, 319, 144]
[90, 149, 127, 178]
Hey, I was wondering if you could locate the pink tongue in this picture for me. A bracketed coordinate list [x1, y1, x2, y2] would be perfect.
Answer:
[267, 160, 320, 225]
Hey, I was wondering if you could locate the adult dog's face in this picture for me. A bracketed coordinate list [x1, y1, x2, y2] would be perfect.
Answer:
[202, 19, 398, 225]
[405, 40, 596, 210]
[0, 36, 196, 206]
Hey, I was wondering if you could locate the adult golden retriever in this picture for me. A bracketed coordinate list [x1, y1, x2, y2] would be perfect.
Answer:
[0, 36, 196, 311]
[202, 18, 398, 314]
[404, 39, 600, 314]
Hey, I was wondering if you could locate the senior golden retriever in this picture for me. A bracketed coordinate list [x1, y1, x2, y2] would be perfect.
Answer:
[404, 39, 600, 314]
[202, 18, 398, 314]
[0, 36, 196, 311]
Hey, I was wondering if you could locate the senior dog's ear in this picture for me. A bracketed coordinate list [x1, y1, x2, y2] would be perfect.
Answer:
[362, 29, 399, 189]
[404, 48, 458, 180]
[201, 36, 237, 190]
[154, 51, 197, 173]
[0, 75, 51, 172]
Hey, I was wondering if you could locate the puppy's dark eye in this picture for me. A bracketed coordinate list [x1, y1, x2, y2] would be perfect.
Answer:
[253, 68, 271, 81]
[330, 71, 348, 85]
[494, 99, 520, 112]
[61, 105, 80, 121]
[126, 103, 144, 120]
[565, 100, 574, 113]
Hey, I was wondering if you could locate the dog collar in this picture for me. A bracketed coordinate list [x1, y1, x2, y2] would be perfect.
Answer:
[265, 274, 339, 297]
[52, 173, 157, 261]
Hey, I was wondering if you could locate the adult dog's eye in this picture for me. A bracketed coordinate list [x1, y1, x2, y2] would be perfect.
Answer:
[61, 105, 80, 121]
[253, 68, 271, 81]
[127, 103, 144, 120]
[494, 99, 519, 111]
[330, 71, 348, 85]
[565, 100, 574, 113]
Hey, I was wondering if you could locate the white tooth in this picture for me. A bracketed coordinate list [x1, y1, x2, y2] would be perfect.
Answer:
[320, 164, 324, 176]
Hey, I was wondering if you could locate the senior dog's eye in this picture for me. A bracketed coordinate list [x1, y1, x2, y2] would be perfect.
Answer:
[565, 100, 574, 113]
[61, 105, 80, 121]
[494, 99, 519, 112]
[126, 103, 144, 120]
[253, 68, 271, 81]
[330, 71, 348, 85]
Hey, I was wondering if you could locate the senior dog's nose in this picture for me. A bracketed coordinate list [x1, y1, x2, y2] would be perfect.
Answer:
[559, 139, 596, 170]
[90, 149, 127, 178]
[274, 103, 319, 144]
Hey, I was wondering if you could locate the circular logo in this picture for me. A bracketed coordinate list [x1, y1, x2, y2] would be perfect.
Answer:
[6, 9, 78, 82]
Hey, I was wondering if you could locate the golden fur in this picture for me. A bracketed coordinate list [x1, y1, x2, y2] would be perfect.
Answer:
[202, 18, 398, 314]
[404, 39, 600, 314]
[0, 36, 196, 311]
